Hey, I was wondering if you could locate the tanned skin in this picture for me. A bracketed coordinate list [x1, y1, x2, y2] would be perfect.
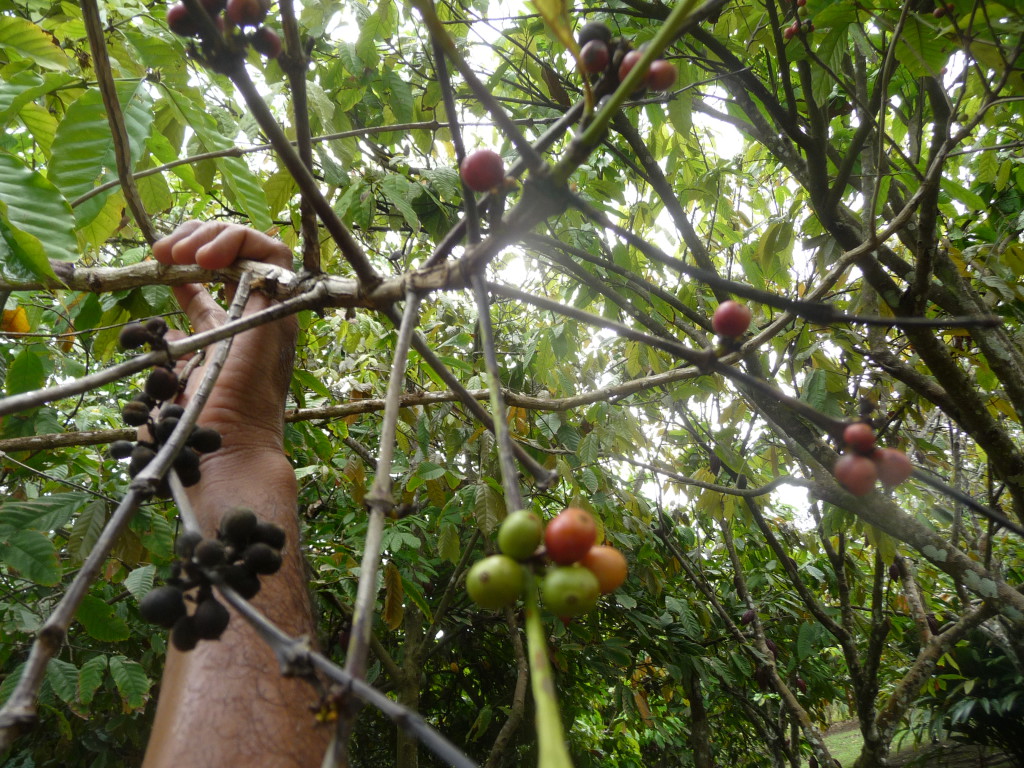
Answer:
[143, 222, 330, 768]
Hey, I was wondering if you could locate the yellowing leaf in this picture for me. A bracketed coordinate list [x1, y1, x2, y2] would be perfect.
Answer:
[383, 561, 405, 631]
[2, 306, 30, 334]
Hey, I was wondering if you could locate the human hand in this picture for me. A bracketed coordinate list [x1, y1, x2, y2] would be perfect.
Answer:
[152, 221, 298, 458]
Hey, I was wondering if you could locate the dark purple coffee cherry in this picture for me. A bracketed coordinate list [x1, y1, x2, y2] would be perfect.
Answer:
[145, 367, 179, 402]
[159, 403, 185, 420]
[155, 416, 180, 444]
[128, 444, 157, 477]
[171, 615, 200, 651]
[174, 530, 204, 560]
[194, 538, 227, 567]
[577, 21, 611, 47]
[244, 542, 282, 575]
[193, 597, 230, 639]
[139, 585, 187, 628]
[188, 427, 222, 453]
[221, 564, 261, 599]
[121, 400, 151, 427]
[107, 440, 135, 460]
[144, 317, 169, 337]
[219, 508, 258, 545]
[253, 521, 286, 550]
[119, 322, 153, 350]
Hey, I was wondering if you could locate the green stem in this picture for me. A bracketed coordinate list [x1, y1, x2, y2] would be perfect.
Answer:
[523, 571, 574, 768]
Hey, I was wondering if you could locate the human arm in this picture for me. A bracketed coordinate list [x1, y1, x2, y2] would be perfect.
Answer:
[143, 222, 329, 768]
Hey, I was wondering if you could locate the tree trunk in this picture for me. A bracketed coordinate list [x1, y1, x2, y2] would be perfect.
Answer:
[680, 663, 714, 768]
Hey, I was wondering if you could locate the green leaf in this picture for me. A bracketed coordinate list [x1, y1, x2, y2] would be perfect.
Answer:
[4, 345, 45, 395]
[78, 655, 108, 706]
[67, 499, 107, 564]
[124, 565, 156, 599]
[75, 594, 131, 642]
[108, 656, 150, 711]
[0, 151, 76, 273]
[0, 16, 70, 71]
[474, 482, 506, 535]
[0, 529, 60, 585]
[437, 521, 460, 564]
[381, 70, 414, 125]
[381, 173, 420, 231]
[0, 71, 75, 128]
[797, 621, 816, 660]
[46, 658, 79, 704]
[356, 0, 397, 68]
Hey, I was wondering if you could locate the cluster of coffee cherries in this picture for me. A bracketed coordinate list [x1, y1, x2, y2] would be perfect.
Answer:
[465, 506, 628, 619]
[833, 422, 914, 496]
[109, 318, 222, 496]
[781, 0, 815, 41]
[138, 508, 286, 651]
[576, 21, 679, 93]
[166, 0, 281, 59]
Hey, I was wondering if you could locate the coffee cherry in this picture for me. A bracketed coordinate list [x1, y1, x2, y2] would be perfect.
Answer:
[175, 530, 204, 560]
[222, 564, 261, 598]
[193, 597, 230, 640]
[617, 49, 646, 87]
[187, 427, 222, 453]
[712, 300, 753, 338]
[173, 446, 201, 473]
[466, 554, 524, 610]
[144, 317, 168, 338]
[834, 453, 877, 496]
[159, 403, 185, 420]
[155, 416, 180, 444]
[107, 440, 135, 460]
[497, 509, 544, 561]
[194, 538, 227, 567]
[145, 367, 179, 402]
[226, 0, 268, 27]
[253, 521, 286, 550]
[579, 40, 610, 74]
[843, 422, 876, 455]
[251, 26, 282, 58]
[128, 444, 157, 477]
[171, 615, 200, 651]
[765, 637, 779, 660]
[460, 149, 505, 193]
[580, 545, 628, 593]
[244, 542, 282, 574]
[201, 0, 227, 14]
[139, 585, 187, 628]
[783, 23, 798, 41]
[873, 448, 913, 488]
[167, 2, 200, 37]
[888, 562, 900, 580]
[542, 565, 600, 617]
[795, 676, 808, 693]
[119, 322, 153, 350]
[645, 59, 678, 91]
[121, 400, 151, 427]
[545, 507, 598, 565]
[741, 608, 756, 625]
[220, 507, 259, 545]
[577, 21, 611, 47]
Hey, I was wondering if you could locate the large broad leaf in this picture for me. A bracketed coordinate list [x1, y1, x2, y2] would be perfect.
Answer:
[0, 492, 90, 534]
[78, 655, 108, 706]
[108, 656, 150, 711]
[75, 594, 131, 642]
[46, 658, 79, 704]
[159, 84, 272, 232]
[0, 16, 70, 71]
[47, 81, 154, 230]
[0, 152, 76, 275]
[0, 529, 60, 585]
[0, 70, 76, 128]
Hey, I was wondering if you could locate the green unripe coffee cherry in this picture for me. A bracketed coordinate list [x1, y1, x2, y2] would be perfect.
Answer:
[466, 554, 524, 610]
[497, 509, 544, 560]
[542, 565, 600, 617]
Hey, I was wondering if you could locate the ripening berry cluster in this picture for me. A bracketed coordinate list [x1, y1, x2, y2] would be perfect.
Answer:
[576, 21, 679, 94]
[781, 0, 814, 41]
[166, 0, 281, 59]
[110, 317, 222, 496]
[833, 422, 914, 496]
[465, 506, 628, 620]
[139, 508, 286, 651]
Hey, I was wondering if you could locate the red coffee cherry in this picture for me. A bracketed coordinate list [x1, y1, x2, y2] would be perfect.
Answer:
[873, 448, 913, 488]
[251, 26, 282, 58]
[843, 422, 876, 455]
[460, 149, 505, 193]
[580, 545, 628, 593]
[645, 59, 678, 91]
[712, 300, 753, 338]
[580, 40, 610, 74]
[167, 2, 200, 36]
[545, 507, 598, 565]
[226, 0, 268, 27]
[834, 453, 878, 496]
[617, 49, 646, 87]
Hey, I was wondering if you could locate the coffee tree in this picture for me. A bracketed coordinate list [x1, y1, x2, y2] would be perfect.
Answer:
[0, 0, 1022, 766]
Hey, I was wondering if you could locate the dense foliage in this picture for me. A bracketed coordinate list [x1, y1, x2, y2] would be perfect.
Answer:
[1, 0, 1023, 766]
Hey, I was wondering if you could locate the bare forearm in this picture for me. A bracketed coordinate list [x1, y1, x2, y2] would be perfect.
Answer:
[143, 454, 329, 768]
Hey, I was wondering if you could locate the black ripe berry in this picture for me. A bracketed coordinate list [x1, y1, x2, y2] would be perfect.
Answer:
[222, 564, 261, 599]
[175, 530, 204, 560]
[244, 542, 282, 575]
[155, 416, 180, 444]
[220, 508, 258, 545]
[121, 400, 151, 427]
[107, 440, 135, 460]
[144, 317, 168, 337]
[173, 446, 201, 474]
[253, 521, 286, 550]
[194, 538, 227, 567]
[139, 585, 187, 629]
[577, 21, 612, 47]
[119, 322, 153, 350]
[171, 615, 200, 652]
[193, 597, 230, 640]
[128, 444, 157, 477]
[145, 367, 179, 402]
[159, 403, 185, 420]
[188, 427, 222, 453]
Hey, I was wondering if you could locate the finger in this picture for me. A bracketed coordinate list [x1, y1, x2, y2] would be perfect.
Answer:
[194, 224, 293, 271]
[152, 220, 204, 265]
[174, 281, 228, 335]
